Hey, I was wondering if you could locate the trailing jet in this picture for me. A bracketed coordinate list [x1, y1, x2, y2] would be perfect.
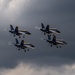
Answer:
[9, 25, 31, 38]
[14, 39, 35, 52]
[42, 35, 67, 48]
[38, 23, 60, 35]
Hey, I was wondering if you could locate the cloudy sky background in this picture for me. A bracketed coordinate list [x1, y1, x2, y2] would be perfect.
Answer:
[0, 0, 75, 75]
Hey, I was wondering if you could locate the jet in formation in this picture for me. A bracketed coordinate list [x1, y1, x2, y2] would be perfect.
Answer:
[36, 23, 60, 35]
[9, 25, 31, 38]
[42, 35, 67, 48]
[14, 39, 35, 52]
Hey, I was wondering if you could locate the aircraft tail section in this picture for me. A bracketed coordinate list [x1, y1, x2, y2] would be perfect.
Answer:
[48, 35, 51, 40]
[15, 26, 18, 33]
[20, 40, 24, 46]
[15, 38, 19, 44]
[46, 25, 49, 31]
[52, 35, 56, 43]
[41, 23, 45, 29]
[10, 25, 14, 30]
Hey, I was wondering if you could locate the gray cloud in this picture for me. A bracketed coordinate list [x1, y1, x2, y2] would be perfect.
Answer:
[1, 63, 75, 75]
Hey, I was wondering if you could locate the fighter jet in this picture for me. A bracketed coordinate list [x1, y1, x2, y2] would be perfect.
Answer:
[36, 23, 60, 35]
[9, 25, 31, 38]
[14, 39, 35, 52]
[42, 35, 67, 48]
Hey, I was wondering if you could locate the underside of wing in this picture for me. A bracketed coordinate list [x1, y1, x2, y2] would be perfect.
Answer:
[50, 29, 60, 33]
[25, 45, 35, 49]
[56, 39, 67, 44]
[19, 30, 31, 35]
[50, 30, 60, 34]
[19, 32, 25, 35]
[56, 41, 64, 45]
[24, 43, 35, 47]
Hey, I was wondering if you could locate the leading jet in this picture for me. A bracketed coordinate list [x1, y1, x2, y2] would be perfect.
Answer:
[42, 35, 67, 48]
[9, 25, 31, 38]
[14, 39, 35, 52]
[37, 23, 60, 35]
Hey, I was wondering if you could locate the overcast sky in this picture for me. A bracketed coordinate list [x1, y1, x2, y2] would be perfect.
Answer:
[0, 0, 75, 75]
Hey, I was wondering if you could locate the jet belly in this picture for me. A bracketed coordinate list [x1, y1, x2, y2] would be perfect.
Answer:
[18, 32, 25, 35]
[56, 41, 65, 45]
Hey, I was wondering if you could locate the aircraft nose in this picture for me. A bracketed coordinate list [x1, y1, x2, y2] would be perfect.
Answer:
[58, 31, 61, 33]
[56, 30, 61, 33]
[26, 32, 31, 35]
[31, 45, 35, 47]
[65, 42, 67, 44]
[29, 32, 31, 35]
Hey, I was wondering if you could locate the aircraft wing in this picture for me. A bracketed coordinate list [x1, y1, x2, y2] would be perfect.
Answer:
[56, 39, 67, 44]
[24, 45, 35, 49]
[18, 32, 25, 35]
[19, 30, 31, 35]
[50, 29, 60, 33]
[56, 41, 65, 45]
[50, 30, 60, 34]
[24, 43, 35, 49]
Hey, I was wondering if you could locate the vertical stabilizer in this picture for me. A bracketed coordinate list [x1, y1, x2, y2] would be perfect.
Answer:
[15, 26, 19, 34]
[10, 25, 14, 30]
[41, 23, 45, 29]
[52, 35, 56, 43]
[15, 38, 19, 44]
[46, 25, 49, 32]
[48, 35, 51, 40]
[20, 40, 24, 46]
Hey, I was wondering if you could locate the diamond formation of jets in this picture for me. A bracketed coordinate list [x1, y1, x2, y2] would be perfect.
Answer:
[9, 23, 67, 52]
[9, 25, 31, 38]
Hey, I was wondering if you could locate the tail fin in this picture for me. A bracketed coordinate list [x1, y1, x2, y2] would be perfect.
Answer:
[20, 40, 24, 46]
[15, 38, 19, 44]
[10, 25, 14, 30]
[15, 26, 18, 33]
[48, 35, 51, 40]
[41, 23, 45, 29]
[46, 25, 49, 31]
[52, 35, 56, 43]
